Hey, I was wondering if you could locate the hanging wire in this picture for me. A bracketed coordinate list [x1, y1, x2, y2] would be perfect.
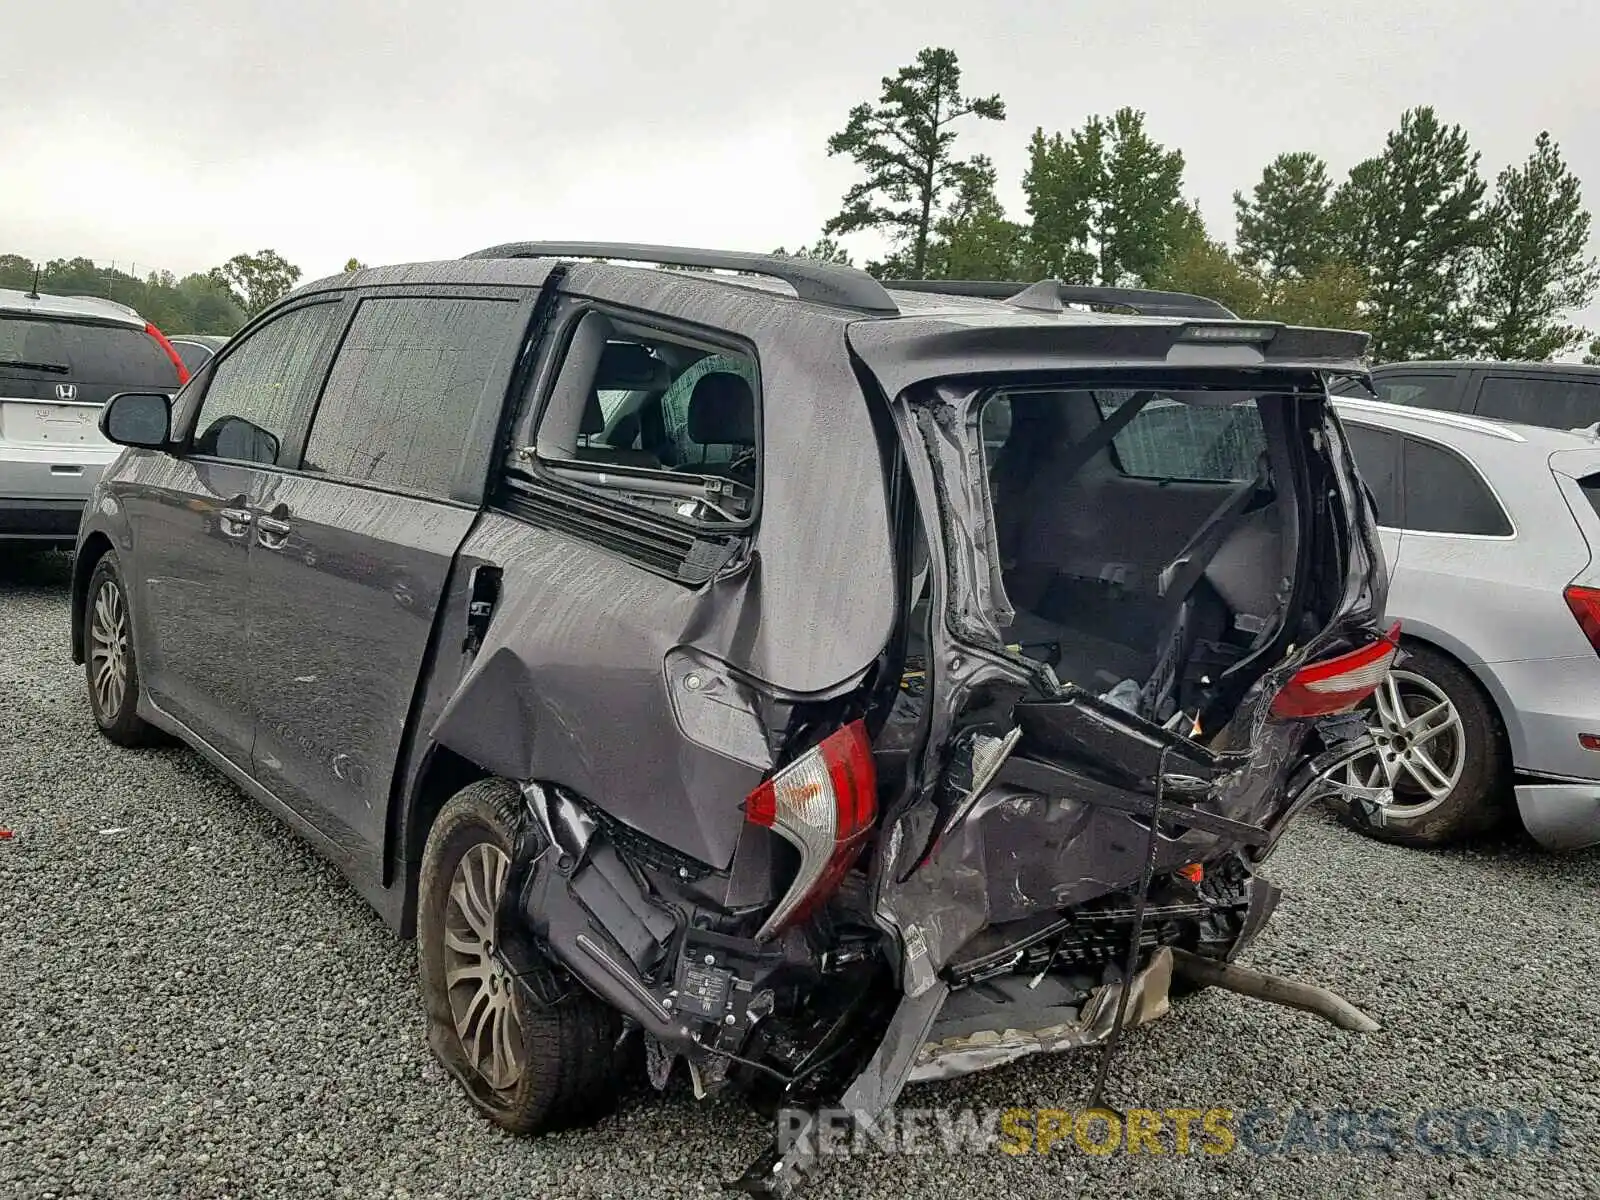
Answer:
[1087, 741, 1173, 1115]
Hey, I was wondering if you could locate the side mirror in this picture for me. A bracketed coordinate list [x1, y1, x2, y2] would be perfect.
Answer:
[100, 391, 172, 449]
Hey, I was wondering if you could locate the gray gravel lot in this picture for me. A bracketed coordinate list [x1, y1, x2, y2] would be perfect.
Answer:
[4, 549, 1600, 1199]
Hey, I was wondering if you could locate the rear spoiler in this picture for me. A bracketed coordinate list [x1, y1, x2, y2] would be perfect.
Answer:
[847, 317, 1372, 400]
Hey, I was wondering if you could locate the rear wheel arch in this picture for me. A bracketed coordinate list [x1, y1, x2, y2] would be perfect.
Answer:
[1399, 631, 1520, 769]
[395, 743, 490, 937]
[1385, 617, 1525, 764]
[71, 533, 115, 664]
[1330, 633, 1514, 845]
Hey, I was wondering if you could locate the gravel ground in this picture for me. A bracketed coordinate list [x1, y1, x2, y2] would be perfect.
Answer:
[4, 549, 1600, 1199]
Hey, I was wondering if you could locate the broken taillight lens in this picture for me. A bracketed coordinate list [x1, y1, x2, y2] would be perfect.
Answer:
[1564, 586, 1600, 657]
[745, 719, 877, 941]
[1270, 622, 1402, 720]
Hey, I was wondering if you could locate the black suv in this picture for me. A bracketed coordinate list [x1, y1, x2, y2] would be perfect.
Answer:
[1341, 360, 1600, 431]
[72, 244, 1392, 1192]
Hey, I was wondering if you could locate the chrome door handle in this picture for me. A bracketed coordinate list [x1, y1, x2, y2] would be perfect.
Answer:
[219, 507, 253, 537]
[256, 515, 292, 549]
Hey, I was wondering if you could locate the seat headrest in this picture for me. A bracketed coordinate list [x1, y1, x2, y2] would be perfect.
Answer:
[686, 372, 756, 445]
[597, 342, 668, 390]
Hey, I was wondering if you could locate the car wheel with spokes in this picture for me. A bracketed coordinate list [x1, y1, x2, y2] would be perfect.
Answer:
[417, 778, 635, 1134]
[1325, 641, 1509, 846]
[84, 553, 159, 746]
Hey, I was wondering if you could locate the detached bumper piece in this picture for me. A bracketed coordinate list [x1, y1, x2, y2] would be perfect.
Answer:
[730, 983, 949, 1197]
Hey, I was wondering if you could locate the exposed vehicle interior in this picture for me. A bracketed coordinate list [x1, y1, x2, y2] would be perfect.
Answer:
[530, 311, 759, 523]
[907, 384, 1298, 731]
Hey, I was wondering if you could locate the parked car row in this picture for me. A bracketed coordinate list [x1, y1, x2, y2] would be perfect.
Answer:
[66, 247, 1396, 1192]
[1326, 362, 1600, 853]
[0, 285, 226, 548]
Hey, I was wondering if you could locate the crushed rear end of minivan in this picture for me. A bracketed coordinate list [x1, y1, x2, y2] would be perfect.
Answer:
[727, 307, 1394, 1193]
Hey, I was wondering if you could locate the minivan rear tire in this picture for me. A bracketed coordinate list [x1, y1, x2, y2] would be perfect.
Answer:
[417, 779, 632, 1134]
[84, 554, 160, 747]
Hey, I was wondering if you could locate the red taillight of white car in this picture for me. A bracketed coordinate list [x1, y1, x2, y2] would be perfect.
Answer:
[1564, 586, 1600, 656]
[144, 322, 191, 387]
[744, 719, 877, 941]
[1270, 622, 1402, 720]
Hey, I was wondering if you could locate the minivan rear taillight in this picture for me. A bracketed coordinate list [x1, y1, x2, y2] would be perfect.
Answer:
[1271, 622, 1402, 719]
[145, 322, 190, 387]
[1564, 586, 1600, 657]
[744, 720, 876, 941]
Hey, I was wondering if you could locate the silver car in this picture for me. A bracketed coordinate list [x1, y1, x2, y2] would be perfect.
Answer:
[1, 288, 188, 548]
[1328, 396, 1600, 850]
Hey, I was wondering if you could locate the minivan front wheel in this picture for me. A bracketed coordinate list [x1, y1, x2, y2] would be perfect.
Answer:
[417, 779, 631, 1134]
[84, 554, 157, 746]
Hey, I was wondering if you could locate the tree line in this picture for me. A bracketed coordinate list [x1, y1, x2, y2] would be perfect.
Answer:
[10, 48, 1597, 365]
[0, 250, 348, 335]
[794, 47, 1600, 364]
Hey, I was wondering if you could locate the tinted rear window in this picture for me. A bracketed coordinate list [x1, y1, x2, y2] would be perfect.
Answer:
[170, 340, 214, 374]
[1373, 373, 1459, 412]
[0, 316, 178, 388]
[1093, 390, 1266, 482]
[1476, 375, 1600, 431]
[1401, 437, 1512, 536]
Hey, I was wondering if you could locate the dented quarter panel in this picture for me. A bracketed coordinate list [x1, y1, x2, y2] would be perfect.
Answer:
[424, 265, 900, 870]
[549, 262, 899, 694]
[430, 510, 814, 870]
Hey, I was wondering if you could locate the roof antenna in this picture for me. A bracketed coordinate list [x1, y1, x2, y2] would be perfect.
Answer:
[25, 266, 41, 300]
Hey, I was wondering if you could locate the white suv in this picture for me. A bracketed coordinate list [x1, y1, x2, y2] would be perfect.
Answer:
[0, 288, 188, 547]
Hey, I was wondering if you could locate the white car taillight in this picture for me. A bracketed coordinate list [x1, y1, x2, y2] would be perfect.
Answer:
[1271, 622, 1402, 719]
[744, 720, 876, 942]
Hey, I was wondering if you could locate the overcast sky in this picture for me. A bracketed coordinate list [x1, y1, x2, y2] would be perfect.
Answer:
[6, 0, 1600, 331]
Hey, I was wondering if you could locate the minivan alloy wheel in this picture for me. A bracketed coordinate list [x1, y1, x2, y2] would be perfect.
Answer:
[443, 842, 525, 1091]
[89, 579, 130, 720]
[1343, 669, 1465, 816]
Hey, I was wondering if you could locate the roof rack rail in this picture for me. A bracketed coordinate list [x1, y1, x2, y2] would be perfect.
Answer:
[57, 293, 143, 317]
[881, 278, 1237, 320]
[464, 241, 900, 316]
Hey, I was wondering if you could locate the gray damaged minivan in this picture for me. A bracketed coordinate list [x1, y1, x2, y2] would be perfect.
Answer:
[72, 245, 1394, 1193]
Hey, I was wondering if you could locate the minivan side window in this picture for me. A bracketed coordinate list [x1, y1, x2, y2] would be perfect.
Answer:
[532, 310, 760, 525]
[1374, 374, 1459, 412]
[1475, 375, 1600, 431]
[190, 303, 342, 466]
[1401, 436, 1512, 537]
[302, 296, 526, 498]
